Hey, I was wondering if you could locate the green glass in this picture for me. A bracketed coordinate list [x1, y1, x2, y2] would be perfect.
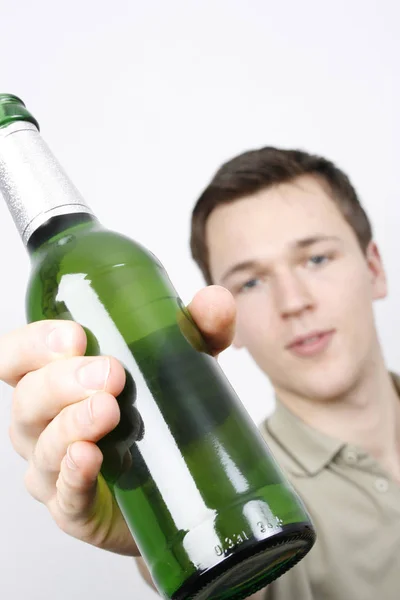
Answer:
[0, 94, 39, 130]
[0, 95, 316, 600]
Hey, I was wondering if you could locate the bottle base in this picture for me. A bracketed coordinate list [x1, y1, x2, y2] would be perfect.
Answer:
[171, 522, 315, 600]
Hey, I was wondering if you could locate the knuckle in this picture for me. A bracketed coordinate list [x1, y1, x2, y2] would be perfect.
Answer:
[34, 404, 76, 472]
[23, 464, 43, 502]
[53, 474, 88, 525]
[8, 423, 26, 458]
[10, 393, 21, 426]
[43, 354, 87, 397]
[32, 431, 60, 476]
[56, 469, 81, 497]
[43, 355, 81, 396]
[56, 403, 72, 436]
[8, 422, 17, 448]
[71, 398, 88, 429]
[49, 495, 73, 533]
[42, 359, 64, 392]
[11, 373, 35, 426]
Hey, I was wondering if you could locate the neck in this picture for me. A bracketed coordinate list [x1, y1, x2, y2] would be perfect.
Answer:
[27, 212, 97, 254]
[276, 349, 400, 482]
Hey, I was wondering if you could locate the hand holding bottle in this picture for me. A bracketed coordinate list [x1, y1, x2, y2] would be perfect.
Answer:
[0, 285, 236, 557]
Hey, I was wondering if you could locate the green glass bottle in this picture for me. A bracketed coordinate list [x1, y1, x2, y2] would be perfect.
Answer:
[0, 94, 316, 600]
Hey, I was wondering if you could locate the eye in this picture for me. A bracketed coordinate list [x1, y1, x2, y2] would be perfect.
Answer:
[240, 278, 261, 292]
[307, 254, 329, 267]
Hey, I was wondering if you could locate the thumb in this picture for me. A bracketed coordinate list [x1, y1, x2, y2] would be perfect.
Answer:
[186, 285, 237, 357]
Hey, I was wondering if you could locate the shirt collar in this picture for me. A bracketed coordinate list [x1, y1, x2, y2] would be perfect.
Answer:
[261, 372, 400, 477]
[263, 400, 344, 476]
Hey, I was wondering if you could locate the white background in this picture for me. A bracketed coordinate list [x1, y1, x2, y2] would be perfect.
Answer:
[0, 1, 399, 598]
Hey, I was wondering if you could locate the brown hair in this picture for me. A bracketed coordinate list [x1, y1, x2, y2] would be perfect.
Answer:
[190, 147, 373, 284]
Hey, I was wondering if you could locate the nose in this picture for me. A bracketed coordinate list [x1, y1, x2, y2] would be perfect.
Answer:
[272, 269, 314, 319]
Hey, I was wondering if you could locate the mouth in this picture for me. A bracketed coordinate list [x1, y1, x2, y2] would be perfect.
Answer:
[286, 330, 336, 358]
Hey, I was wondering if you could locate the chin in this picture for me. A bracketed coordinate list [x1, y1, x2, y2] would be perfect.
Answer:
[302, 377, 355, 402]
[274, 359, 363, 403]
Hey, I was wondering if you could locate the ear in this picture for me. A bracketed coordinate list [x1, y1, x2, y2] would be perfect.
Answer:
[365, 241, 387, 300]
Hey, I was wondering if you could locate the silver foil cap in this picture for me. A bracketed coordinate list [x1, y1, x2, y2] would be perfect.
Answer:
[0, 121, 94, 245]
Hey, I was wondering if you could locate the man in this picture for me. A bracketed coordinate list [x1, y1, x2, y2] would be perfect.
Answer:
[1, 146, 399, 599]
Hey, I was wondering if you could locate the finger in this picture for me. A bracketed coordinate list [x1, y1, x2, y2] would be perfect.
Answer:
[10, 356, 126, 458]
[48, 441, 137, 555]
[0, 320, 87, 387]
[55, 441, 103, 521]
[26, 391, 120, 503]
[24, 439, 102, 505]
[187, 285, 236, 356]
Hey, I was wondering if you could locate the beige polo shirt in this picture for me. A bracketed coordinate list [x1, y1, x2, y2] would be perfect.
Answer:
[258, 378, 400, 600]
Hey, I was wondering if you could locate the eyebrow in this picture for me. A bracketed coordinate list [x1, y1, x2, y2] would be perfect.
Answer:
[219, 235, 341, 283]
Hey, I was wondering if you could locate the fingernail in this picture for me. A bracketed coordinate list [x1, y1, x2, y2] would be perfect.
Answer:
[66, 445, 77, 470]
[78, 395, 94, 425]
[47, 326, 75, 354]
[77, 358, 110, 391]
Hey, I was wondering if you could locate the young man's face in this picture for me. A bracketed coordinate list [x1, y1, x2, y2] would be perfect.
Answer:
[206, 175, 387, 402]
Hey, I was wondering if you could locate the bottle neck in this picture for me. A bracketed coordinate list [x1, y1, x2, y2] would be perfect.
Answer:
[0, 121, 95, 246]
[27, 212, 98, 254]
